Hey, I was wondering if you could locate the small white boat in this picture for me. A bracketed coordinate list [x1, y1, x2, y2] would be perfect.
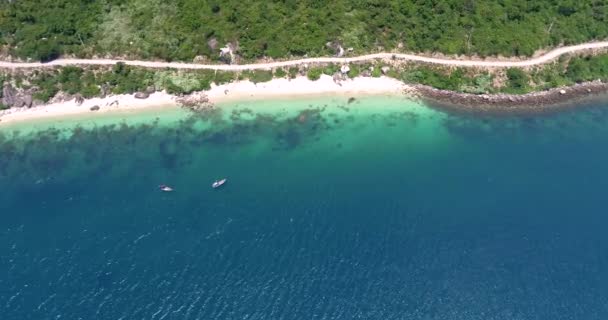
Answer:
[159, 184, 173, 192]
[212, 178, 227, 189]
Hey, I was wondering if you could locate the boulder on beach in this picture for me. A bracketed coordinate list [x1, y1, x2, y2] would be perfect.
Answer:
[90, 105, 100, 111]
[23, 94, 33, 108]
[100, 84, 110, 98]
[32, 99, 44, 107]
[134, 92, 150, 99]
[559, 89, 566, 95]
[12, 97, 25, 108]
[145, 86, 156, 94]
[381, 66, 390, 75]
[340, 65, 350, 74]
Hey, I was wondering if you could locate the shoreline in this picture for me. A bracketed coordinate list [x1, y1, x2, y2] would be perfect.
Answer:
[1, 75, 607, 126]
[418, 81, 608, 115]
[0, 75, 408, 126]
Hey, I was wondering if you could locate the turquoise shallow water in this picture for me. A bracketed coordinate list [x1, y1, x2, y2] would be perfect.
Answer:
[1, 95, 608, 319]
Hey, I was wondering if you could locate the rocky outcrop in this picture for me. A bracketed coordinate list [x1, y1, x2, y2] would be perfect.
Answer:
[219, 42, 238, 64]
[74, 93, 84, 105]
[12, 97, 25, 108]
[100, 84, 110, 98]
[325, 41, 345, 57]
[32, 99, 44, 107]
[207, 37, 219, 51]
[2, 83, 17, 107]
[175, 92, 214, 112]
[2, 83, 33, 108]
[23, 94, 33, 107]
[417, 80, 608, 115]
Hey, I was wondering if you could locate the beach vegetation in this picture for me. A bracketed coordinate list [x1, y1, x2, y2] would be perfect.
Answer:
[288, 67, 300, 79]
[80, 84, 101, 99]
[155, 71, 205, 95]
[307, 68, 323, 81]
[242, 70, 273, 84]
[565, 55, 608, 83]
[371, 68, 382, 78]
[323, 64, 340, 76]
[347, 65, 361, 78]
[213, 71, 236, 85]
[504, 68, 530, 93]
[273, 68, 287, 79]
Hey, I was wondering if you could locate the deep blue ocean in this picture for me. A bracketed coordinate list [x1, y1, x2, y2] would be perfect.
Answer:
[1, 96, 608, 319]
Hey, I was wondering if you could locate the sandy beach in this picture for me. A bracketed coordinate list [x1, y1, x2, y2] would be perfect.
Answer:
[0, 75, 409, 126]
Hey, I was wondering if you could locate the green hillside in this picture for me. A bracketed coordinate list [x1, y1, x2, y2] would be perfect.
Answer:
[1, 0, 607, 62]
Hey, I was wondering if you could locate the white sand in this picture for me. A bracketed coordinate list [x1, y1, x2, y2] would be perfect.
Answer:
[0, 75, 411, 126]
[206, 75, 408, 101]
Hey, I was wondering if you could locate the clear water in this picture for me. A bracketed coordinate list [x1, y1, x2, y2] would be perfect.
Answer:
[1, 96, 608, 319]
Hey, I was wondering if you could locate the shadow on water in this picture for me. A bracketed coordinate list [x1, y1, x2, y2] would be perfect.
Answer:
[3, 99, 608, 189]
[0, 105, 340, 190]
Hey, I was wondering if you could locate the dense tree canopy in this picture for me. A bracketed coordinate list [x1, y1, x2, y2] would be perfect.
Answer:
[1, 0, 607, 61]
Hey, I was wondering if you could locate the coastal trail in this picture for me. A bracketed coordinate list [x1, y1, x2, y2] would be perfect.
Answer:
[1, 41, 608, 70]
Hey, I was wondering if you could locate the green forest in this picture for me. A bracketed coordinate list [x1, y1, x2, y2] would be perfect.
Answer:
[1, 0, 607, 62]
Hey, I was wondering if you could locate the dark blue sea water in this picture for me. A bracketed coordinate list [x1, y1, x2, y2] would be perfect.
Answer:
[1, 96, 608, 319]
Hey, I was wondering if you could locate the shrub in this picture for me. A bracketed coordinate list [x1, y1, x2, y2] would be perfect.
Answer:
[274, 68, 287, 78]
[323, 64, 339, 75]
[81, 84, 101, 98]
[247, 70, 273, 83]
[347, 64, 361, 78]
[371, 67, 382, 77]
[505, 68, 529, 93]
[214, 71, 236, 85]
[288, 67, 299, 79]
[307, 68, 323, 81]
